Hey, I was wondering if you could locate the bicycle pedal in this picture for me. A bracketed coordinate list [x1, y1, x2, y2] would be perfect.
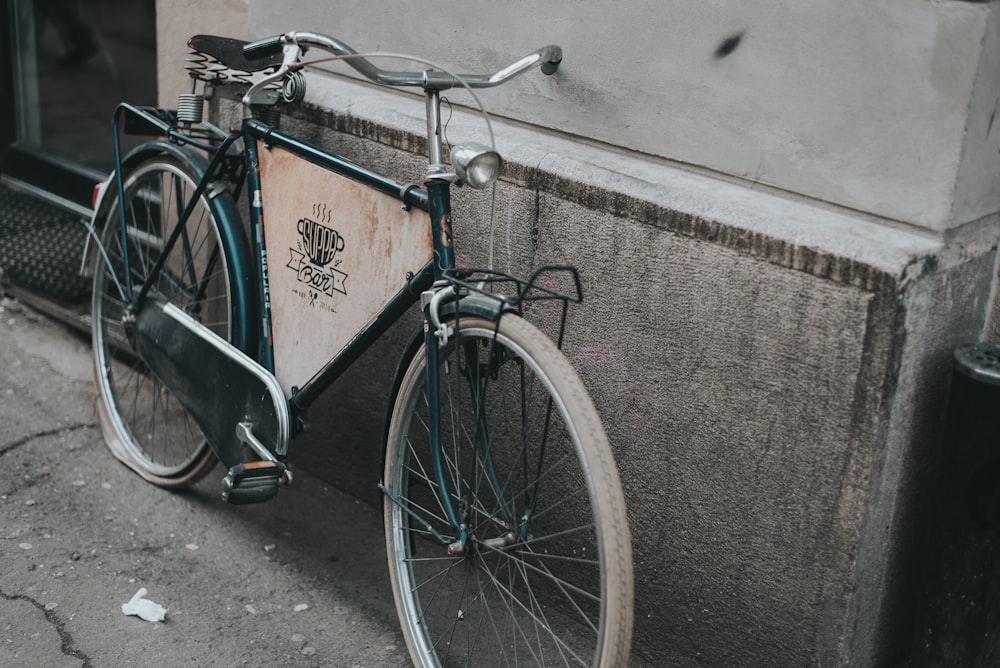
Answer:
[221, 461, 286, 505]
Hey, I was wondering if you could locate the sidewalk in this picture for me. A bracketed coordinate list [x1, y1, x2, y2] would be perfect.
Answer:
[0, 296, 407, 665]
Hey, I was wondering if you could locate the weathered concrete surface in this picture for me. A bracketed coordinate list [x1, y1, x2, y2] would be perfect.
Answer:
[848, 249, 999, 665]
[0, 297, 410, 667]
[163, 0, 1000, 230]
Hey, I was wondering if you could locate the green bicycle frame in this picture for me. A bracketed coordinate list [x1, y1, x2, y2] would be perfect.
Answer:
[240, 117, 472, 545]
[109, 101, 502, 550]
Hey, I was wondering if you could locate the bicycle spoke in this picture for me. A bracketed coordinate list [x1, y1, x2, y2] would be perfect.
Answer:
[476, 546, 588, 666]
[503, 547, 602, 631]
[385, 316, 631, 667]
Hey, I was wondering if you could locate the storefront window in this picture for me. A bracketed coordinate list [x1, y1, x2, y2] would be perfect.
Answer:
[5, 0, 156, 202]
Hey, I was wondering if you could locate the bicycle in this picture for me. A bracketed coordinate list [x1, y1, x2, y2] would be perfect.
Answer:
[84, 30, 634, 667]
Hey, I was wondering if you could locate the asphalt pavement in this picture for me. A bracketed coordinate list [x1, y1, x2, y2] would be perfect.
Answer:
[0, 295, 409, 667]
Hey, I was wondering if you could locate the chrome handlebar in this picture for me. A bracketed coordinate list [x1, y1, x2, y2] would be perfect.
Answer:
[243, 30, 562, 91]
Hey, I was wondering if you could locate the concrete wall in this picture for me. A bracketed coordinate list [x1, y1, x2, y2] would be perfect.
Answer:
[158, 1, 1000, 665]
[246, 0, 1000, 232]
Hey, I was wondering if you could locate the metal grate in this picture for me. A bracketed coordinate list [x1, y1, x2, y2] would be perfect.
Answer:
[0, 184, 91, 304]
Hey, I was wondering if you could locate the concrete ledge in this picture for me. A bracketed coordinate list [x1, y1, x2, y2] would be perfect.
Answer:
[270, 73, 945, 293]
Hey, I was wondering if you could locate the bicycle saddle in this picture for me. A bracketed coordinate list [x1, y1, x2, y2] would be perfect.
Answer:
[187, 34, 284, 73]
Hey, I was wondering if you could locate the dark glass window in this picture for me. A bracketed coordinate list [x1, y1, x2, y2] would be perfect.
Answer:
[3, 0, 157, 205]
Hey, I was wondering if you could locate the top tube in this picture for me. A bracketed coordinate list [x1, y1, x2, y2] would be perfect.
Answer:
[244, 31, 562, 91]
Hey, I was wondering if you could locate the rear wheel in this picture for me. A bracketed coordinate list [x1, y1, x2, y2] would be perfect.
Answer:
[91, 153, 251, 487]
[383, 314, 634, 667]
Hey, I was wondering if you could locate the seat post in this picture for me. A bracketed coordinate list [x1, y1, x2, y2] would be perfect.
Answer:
[425, 88, 445, 173]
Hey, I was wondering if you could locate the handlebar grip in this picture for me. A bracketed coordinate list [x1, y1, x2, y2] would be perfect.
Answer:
[244, 35, 284, 61]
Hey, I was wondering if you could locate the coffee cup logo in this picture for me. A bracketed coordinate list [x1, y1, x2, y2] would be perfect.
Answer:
[287, 215, 348, 298]
[297, 217, 344, 267]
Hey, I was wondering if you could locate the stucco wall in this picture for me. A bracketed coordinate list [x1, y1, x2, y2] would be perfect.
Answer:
[159, 0, 1000, 664]
[159, 1, 1000, 231]
[156, 0, 249, 107]
[246, 0, 1000, 232]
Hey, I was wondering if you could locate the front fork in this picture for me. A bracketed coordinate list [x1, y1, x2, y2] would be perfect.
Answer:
[377, 282, 470, 551]
[379, 280, 533, 556]
[421, 303, 469, 553]
[423, 284, 524, 555]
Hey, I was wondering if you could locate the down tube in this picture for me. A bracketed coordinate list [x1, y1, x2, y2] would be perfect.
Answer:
[289, 262, 435, 411]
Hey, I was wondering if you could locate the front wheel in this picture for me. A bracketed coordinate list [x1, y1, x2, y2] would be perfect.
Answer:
[383, 314, 634, 667]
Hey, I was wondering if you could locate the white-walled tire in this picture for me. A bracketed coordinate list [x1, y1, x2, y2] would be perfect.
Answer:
[383, 314, 634, 667]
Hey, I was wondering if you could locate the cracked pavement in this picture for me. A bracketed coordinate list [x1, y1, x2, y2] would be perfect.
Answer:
[0, 296, 408, 666]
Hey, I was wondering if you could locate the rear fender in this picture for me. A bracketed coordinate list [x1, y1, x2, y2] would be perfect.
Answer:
[81, 141, 257, 357]
[79, 141, 227, 279]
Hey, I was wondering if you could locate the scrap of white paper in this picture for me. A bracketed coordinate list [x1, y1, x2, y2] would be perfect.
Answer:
[121, 587, 168, 622]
